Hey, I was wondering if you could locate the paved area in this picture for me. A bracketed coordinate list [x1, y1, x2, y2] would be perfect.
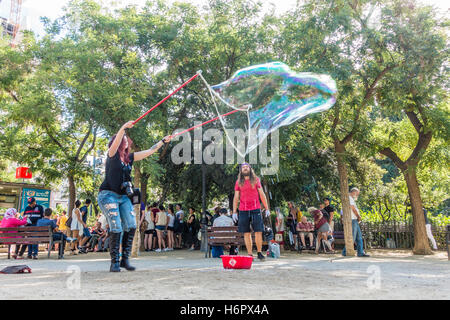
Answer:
[0, 249, 448, 299]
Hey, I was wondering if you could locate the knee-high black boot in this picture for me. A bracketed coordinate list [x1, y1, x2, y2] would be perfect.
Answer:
[120, 228, 136, 271]
[109, 232, 121, 272]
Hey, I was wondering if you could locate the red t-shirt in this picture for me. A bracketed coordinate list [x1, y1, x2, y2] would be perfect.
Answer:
[297, 222, 313, 231]
[151, 208, 160, 219]
[234, 178, 262, 211]
[313, 211, 327, 230]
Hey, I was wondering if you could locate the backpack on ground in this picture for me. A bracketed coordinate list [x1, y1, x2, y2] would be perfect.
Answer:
[0, 265, 32, 274]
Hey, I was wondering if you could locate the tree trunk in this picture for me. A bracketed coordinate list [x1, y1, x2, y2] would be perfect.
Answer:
[131, 166, 141, 257]
[335, 141, 355, 256]
[93, 203, 99, 216]
[140, 174, 149, 206]
[404, 168, 431, 255]
[159, 183, 169, 204]
[379, 120, 433, 255]
[228, 192, 234, 210]
[68, 174, 76, 218]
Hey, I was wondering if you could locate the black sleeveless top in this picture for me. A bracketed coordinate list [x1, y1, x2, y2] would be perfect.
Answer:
[99, 152, 134, 195]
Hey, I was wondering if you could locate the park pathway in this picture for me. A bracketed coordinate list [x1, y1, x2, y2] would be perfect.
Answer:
[0, 250, 448, 299]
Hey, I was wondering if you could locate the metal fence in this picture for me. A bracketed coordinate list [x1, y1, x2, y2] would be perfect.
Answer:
[333, 220, 449, 250]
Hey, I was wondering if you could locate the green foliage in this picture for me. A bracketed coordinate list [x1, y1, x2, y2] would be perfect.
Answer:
[0, 0, 448, 227]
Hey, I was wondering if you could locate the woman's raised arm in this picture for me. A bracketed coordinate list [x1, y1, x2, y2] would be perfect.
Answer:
[134, 135, 172, 161]
[108, 121, 135, 158]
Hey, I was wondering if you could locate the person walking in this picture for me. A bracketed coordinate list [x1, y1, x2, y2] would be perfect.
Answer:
[78, 199, 92, 253]
[424, 208, 438, 250]
[342, 188, 370, 257]
[232, 163, 270, 261]
[97, 119, 172, 272]
[70, 200, 84, 255]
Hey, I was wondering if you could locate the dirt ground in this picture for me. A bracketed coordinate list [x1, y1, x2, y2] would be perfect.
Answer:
[0, 248, 449, 300]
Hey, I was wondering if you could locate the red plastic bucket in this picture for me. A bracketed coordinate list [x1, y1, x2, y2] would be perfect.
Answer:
[220, 255, 253, 269]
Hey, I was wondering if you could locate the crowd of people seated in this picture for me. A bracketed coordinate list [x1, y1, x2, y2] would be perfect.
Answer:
[280, 198, 336, 254]
[1, 195, 340, 258]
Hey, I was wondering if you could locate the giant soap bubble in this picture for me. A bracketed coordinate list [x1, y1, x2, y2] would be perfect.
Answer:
[199, 61, 337, 157]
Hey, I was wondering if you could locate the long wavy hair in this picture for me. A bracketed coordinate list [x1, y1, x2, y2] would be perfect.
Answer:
[237, 165, 259, 188]
[109, 134, 133, 164]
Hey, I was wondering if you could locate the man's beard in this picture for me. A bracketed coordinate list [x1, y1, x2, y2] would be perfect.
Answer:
[242, 171, 250, 177]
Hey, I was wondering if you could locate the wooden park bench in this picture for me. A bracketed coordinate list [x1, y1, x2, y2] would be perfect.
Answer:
[332, 230, 367, 251]
[0, 226, 63, 259]
[332, 231, 345, 249]
[205, 226, 268, 258]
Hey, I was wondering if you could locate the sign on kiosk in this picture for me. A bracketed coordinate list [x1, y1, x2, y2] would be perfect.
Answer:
[20, 188, 51, 212]
[16, 167, 32, 179]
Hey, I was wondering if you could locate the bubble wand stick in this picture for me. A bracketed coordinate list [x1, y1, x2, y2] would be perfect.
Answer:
[170, 109, 243, 138]
[133, 70, 202, 125]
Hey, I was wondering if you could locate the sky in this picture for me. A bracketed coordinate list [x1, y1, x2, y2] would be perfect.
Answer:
[0, 0, 448, 37]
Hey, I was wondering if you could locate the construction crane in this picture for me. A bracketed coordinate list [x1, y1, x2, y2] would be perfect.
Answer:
[9, 0, 22, 45]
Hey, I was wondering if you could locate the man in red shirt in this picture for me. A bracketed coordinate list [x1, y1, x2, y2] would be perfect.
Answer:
[232, 163, 270, 261]
[296, 216, 315, 250]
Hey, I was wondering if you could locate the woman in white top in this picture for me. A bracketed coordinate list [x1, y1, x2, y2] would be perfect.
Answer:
[154, 204, 168, 252]
[166, 205, 175, 251]
[70, 200, 85, 255]
[140, 205, 155, 252]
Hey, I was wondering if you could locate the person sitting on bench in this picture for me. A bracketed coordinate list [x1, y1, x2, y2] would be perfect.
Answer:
[37, 208, 68, 259]
[296, 216, 315, 250]
[0, 208, 28, 259]
[211, 208, 235, 257]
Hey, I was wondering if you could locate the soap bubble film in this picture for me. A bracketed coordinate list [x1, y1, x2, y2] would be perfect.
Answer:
[200, 62, 337, 157]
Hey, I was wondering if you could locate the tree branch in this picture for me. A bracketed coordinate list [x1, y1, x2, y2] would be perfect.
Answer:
[8, 90, 20, 103]
[80, 126, 98, 163]
[340, 65, 395, 145]
[379, 147, 407, 171]
[405, 110, 423, 134]
[43, 124, 67, 153]
[75, 122, 93, 161]
[406, 129, 432, 167]
[330, 104, 340, 139]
